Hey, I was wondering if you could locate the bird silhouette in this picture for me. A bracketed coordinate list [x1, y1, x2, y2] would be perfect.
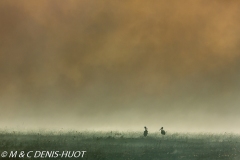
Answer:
[160, 127, 166, 135]
[143, 126, 148, 137]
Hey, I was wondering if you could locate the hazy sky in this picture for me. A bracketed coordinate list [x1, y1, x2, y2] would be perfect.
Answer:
[0, 0, 240, 133]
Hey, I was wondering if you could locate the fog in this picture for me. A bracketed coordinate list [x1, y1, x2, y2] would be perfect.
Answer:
[0, 0, 240, 133]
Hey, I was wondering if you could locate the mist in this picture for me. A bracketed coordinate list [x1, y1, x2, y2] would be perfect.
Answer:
[0, 0, 240, 133]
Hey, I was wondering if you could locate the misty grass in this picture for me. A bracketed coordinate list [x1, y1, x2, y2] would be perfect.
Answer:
[0, 131, 240, 160]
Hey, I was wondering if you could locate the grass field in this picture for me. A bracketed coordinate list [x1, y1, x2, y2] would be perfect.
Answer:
[0, 131, 240, 160]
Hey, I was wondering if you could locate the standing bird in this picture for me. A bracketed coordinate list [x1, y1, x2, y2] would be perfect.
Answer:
[160, 127, 166, 135]
[143, 126, 148, 137]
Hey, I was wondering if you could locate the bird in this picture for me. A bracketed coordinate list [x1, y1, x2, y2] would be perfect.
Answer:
[160, 127, 166, 135]
[143, 126, 148, 137]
